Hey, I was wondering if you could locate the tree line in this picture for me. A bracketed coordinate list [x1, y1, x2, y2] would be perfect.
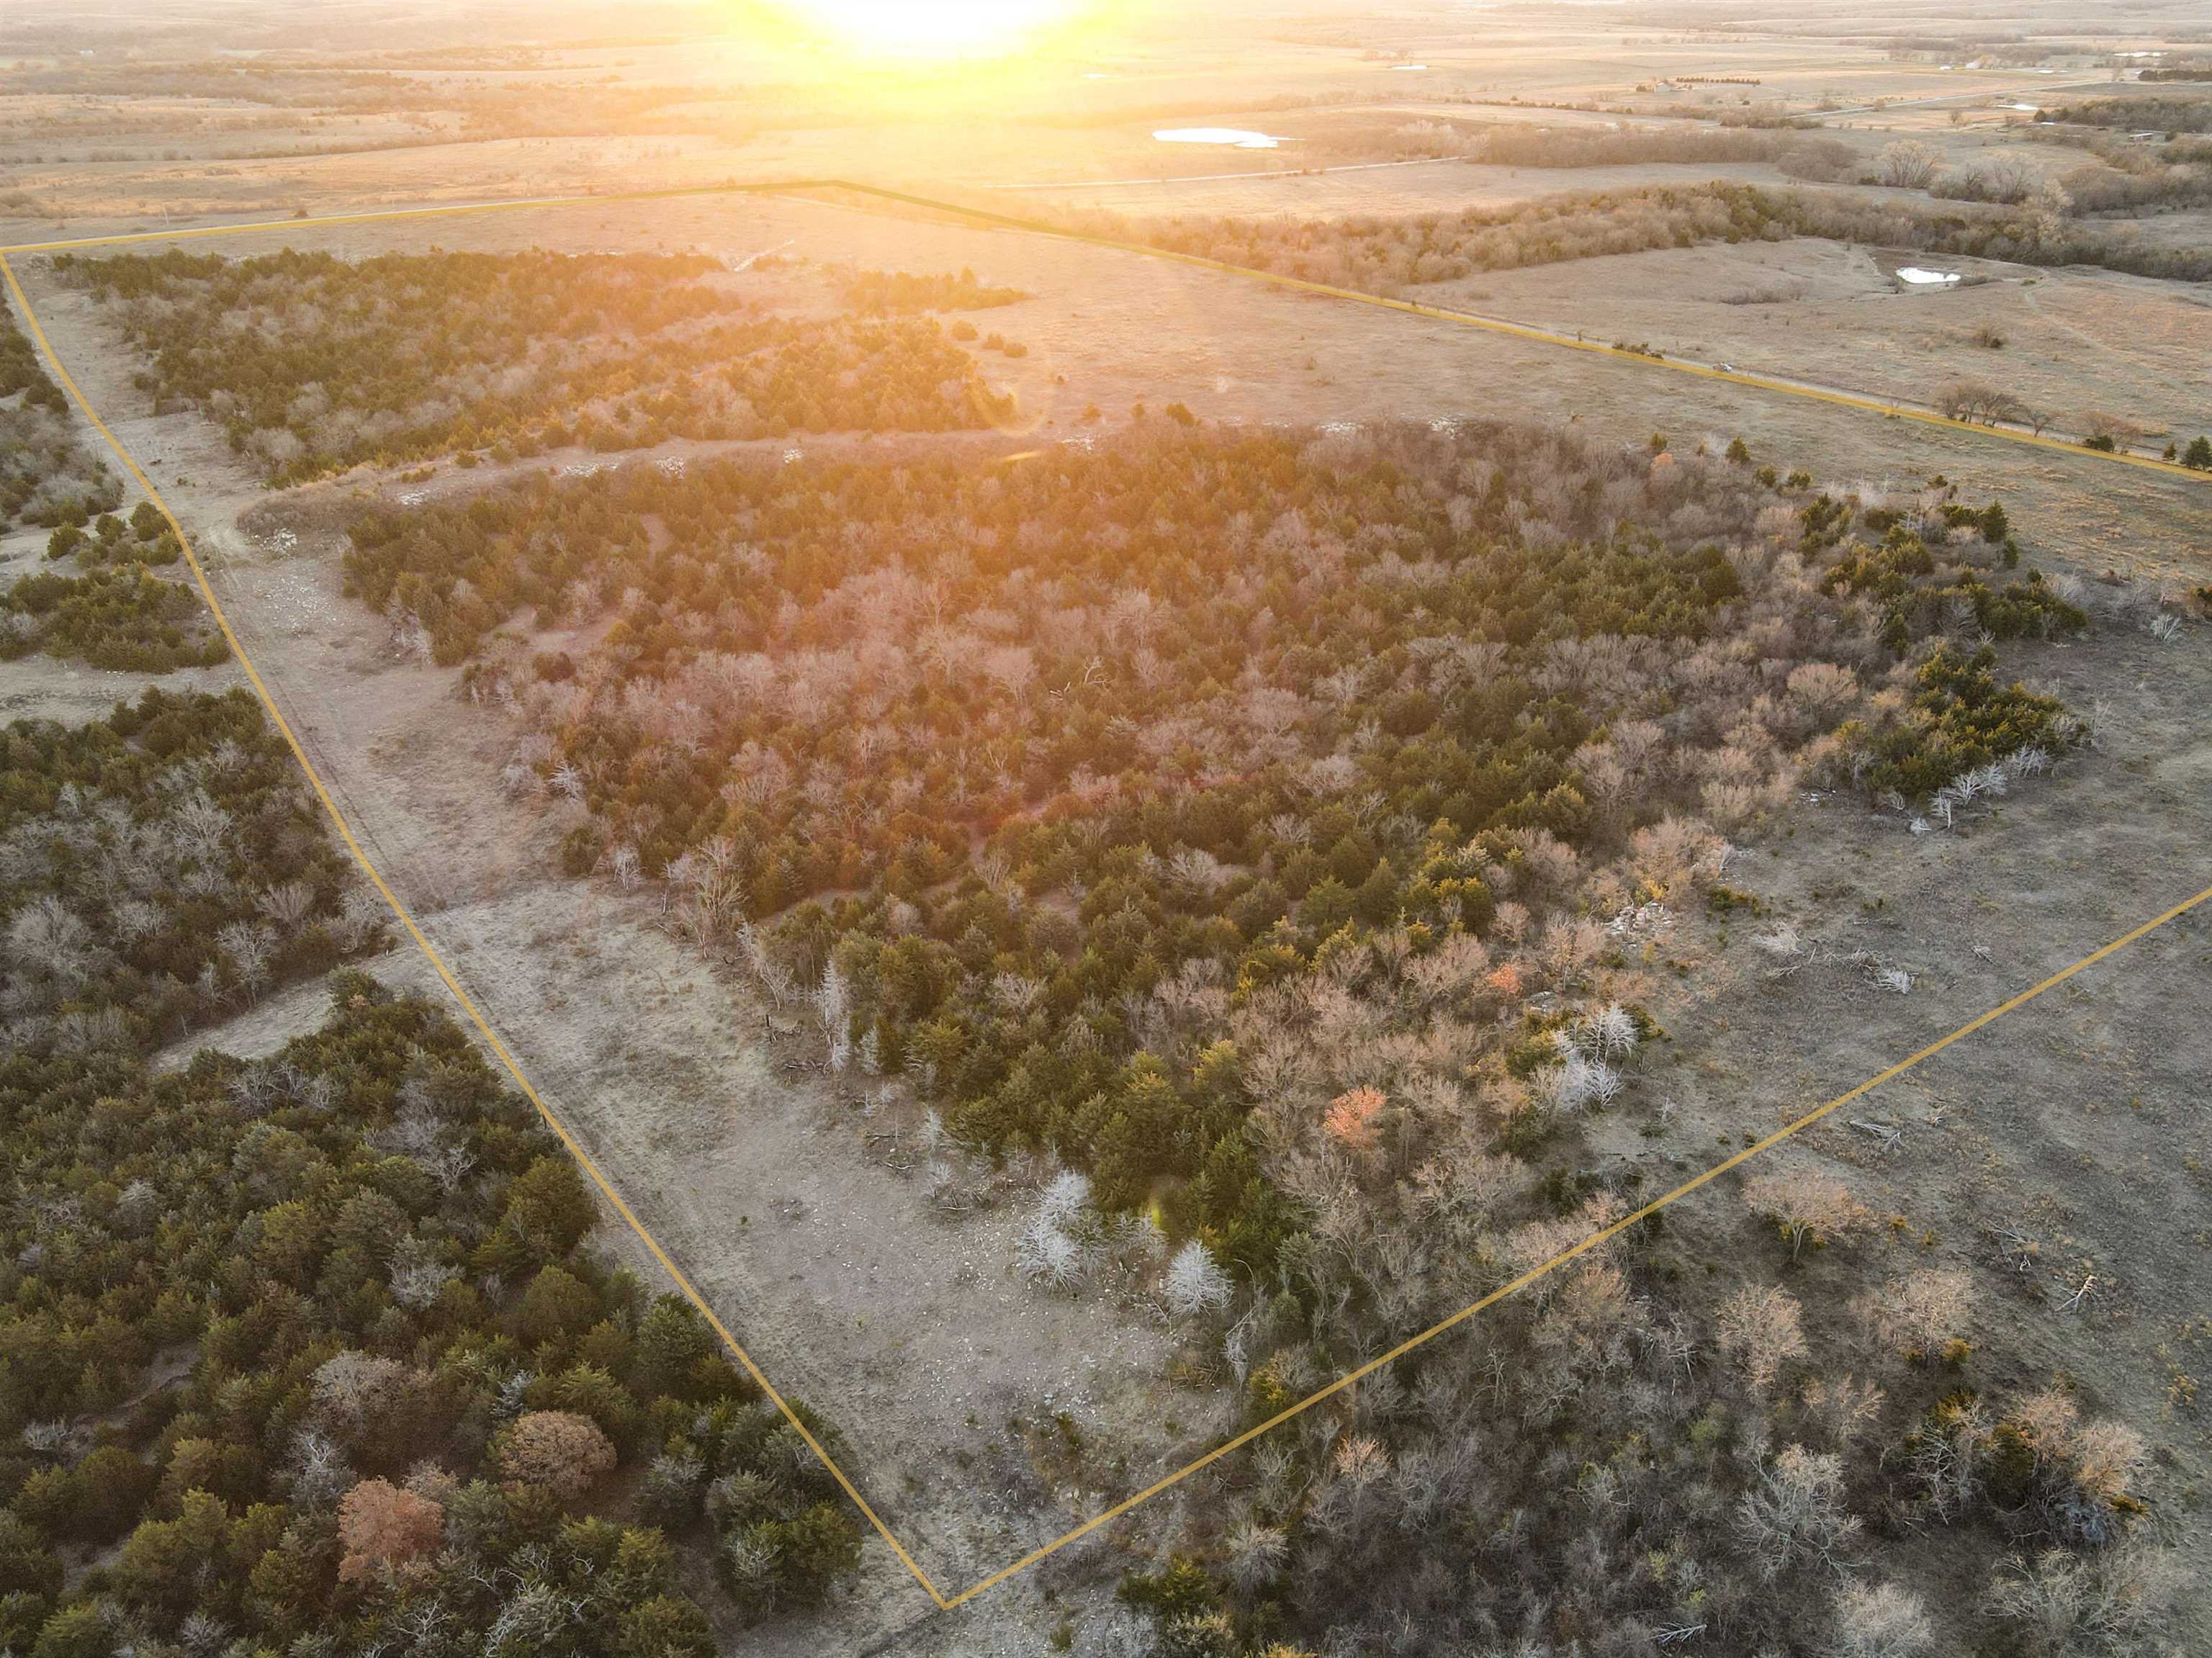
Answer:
[0, 302, 122, 531]
[837, 263, 1029, 314]
[1087, 178, 2212, 289]
[0, 302, 235, 677]
[2045, 95, 2212, 132]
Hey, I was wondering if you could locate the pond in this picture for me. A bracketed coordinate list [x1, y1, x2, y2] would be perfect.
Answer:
[1152, 127, 1289, 149]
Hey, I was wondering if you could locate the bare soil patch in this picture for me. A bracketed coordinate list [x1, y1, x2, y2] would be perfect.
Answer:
[0, 652, 240, 726]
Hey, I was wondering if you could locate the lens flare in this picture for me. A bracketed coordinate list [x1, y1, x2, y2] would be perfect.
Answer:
[773, 0, 1083, 58]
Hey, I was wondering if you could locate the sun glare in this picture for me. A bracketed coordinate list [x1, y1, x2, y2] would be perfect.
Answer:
[775, 0, 1084, 58]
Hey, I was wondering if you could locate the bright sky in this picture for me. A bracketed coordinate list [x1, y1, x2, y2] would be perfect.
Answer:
[771, 0, 1089, 58]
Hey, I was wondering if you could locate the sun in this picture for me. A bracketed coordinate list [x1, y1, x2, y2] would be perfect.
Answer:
[773, 0, 1085, 58]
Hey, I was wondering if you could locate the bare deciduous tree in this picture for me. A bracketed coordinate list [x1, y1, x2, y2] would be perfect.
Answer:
[1015, 1215, 1082, 1292]
[1737, 1445, 1863, 1579]
[1936, 380, 2027, 427]
[256, 879, 320, 934]
[1861, 1268, 1974, 1361]
[312, 1351, 416, 1442]
[6, 896, 99, 990]
[215, 919, 276, 1001]
[1164, 1239, 1233, 1319]
[1827, 1580, 1936, 1658]
[1801, 1373, 1886, 1449]
[1744, 1168, 1873, 1261]
[1983, 1545, 2177, 1655]
[1222, 1518, 1290, 1592]
[1717, 1282, 1809, 1393]
[332, 888, 388, 952]
[1876, 140, 1943, 189]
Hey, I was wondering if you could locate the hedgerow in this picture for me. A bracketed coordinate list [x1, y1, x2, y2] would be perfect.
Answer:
[1093, 177, 2212, 290]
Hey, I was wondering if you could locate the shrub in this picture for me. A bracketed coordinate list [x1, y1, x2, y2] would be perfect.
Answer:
[1827, 1580, 1936, 1658]
[1717, 1282, 1809, 1392]
[1863, 1269, 1974, 1362]
[1859, 644, 2072, 804]
[1743, 1169, 1871, 1261]
[840, 265, 1028, 313]
[619, 1595, 717, 1657]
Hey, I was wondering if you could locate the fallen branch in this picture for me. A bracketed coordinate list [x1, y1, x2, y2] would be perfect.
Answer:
[2056, 1273, 2098, 1312]
[1850, 1117, 1903, 1151]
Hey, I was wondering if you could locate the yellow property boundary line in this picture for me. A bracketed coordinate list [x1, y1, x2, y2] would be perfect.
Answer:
[2, 176, 2208, 484]
[948, 879, 2212, 1605]
[6, 196, 2209, 1610]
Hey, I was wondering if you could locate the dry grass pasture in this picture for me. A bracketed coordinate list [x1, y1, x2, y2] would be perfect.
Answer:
[1425, 239, 2212, 446]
